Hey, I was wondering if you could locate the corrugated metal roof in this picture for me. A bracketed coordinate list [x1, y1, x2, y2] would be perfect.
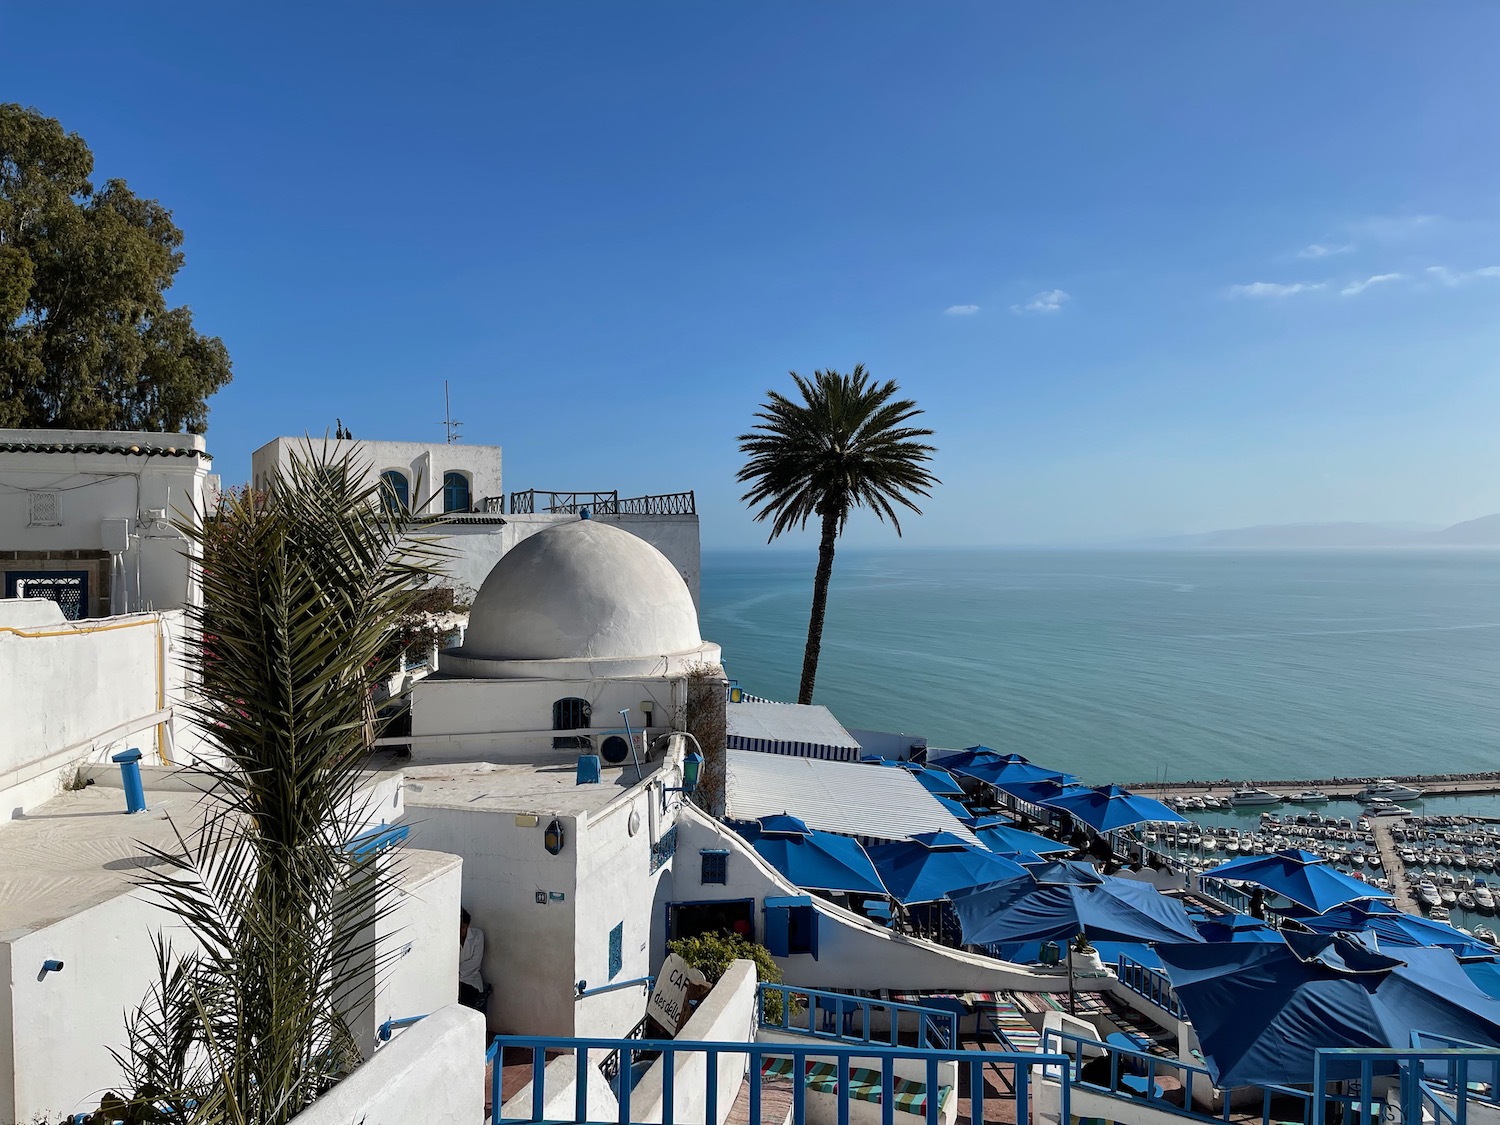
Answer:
[726, 702, 863, 760]
[724, 749, 980, 846]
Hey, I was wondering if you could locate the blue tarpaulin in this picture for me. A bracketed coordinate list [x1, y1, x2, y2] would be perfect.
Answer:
[1194, 913, 1282, 943]
[1041, 783, 1186, 829]
[929, 746, 1005, 774]
[948, 753, 1072, 790]
[867, 832, 1029, 905]
[1293, 901, 1496, 959]
[1022, 858, 1105, 886]
[1206, 848, 1392, 913]
[993, 778, 1090, 805]
[1157, 932, 1500, 1087]
[871, 761, 966, 797]
[949, 872, 1203, 946]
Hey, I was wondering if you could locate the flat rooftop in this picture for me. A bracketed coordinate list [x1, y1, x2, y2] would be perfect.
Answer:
[403, 753, 662, 820]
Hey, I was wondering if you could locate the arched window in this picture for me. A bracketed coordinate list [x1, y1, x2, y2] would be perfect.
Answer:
[379, 470, 409, 515]
[553, 697, 591, 750]
[443, 471, 472, 513]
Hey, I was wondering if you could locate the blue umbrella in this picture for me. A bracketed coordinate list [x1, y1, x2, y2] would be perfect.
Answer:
[1294, 901, 1496, 959]
[1157, 932, 1500, 1087]
[866, 833, 1029, 905]
[929, 746, 1006, 774]
[1022, 858, 1106, 886]
[994, 777, 1090, 805]
[949, 753, 1071, 789]
[934, 795, 972, 819]
[871, 761, 966, 798]
[1041, 784, 1187, 830]
[949, 871, 1203, 946]
[1206, 848, 1392, 913]
[748, 830, 889, 897]
[753, 813, 813, 837]
[972, 822, 1073, 857]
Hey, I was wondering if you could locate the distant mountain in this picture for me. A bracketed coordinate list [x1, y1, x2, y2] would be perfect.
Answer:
[1425, 513, 1500, 545]
[1123, 517, 1500, 549]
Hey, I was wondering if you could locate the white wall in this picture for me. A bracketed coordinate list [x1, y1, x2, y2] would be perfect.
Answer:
[845, 729, 927, 761]
[674, 808, 1066, 994]
[0, 429, 209, 616]
[0, 892, 200, 1124]
[341, 848, 464, 1055]
[0, 602, 187, 819]
[251, 437, 503, 517]
[291, 1004, 487, 1125]
[404, 802, 583, 1036]
[408, 674, 683, 762]
[501, 1046, 621, 1122]
[630, 959, 759, 1125]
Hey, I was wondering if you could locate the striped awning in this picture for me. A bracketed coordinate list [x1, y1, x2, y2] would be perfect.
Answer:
[726, 701, 863, 762]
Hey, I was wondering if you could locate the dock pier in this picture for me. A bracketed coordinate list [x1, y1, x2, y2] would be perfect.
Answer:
[1125, 773, 1500, 804]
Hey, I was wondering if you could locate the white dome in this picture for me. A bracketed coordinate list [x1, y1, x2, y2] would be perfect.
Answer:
[445, 519, 717, 677]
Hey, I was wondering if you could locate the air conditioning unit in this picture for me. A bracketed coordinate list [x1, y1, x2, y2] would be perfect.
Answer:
[597, 734, 632, 765]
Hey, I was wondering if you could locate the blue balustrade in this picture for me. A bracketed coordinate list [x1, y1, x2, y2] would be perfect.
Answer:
[1115, 953, 1187, 1019]
[489, 1033, 1071, 1125]
[1313, 1045, 1500, 1125]
[756, 982, 958, 1048]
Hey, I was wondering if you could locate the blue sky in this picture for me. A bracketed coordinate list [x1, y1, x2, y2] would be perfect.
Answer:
[7, 3, 1500, 546]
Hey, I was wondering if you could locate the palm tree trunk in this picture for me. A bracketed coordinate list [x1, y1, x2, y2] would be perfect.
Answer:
[798, 508, 839, 705]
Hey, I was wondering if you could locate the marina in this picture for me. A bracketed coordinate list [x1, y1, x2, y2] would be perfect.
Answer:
[1132, 773, 1500, 804]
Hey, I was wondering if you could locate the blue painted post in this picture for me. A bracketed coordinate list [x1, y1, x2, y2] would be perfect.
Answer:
[111, 748, 146, 813]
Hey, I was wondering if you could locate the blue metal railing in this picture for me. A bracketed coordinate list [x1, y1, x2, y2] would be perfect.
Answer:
[1042, 1027, 1312, 1125]
[1312, 1046, 1500, 1125]
[1116, 953, 1187, 1019]
[489, 1032, 1071, 1125]
[756, 983, 958, 1049]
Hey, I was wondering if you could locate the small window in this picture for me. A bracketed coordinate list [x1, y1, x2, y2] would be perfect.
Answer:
[608, 922, 623, 980]
[700, 849, 728, 885]
[379, 470, 409, 515]
[443, 471, 472, 513]
[553, 697, 592, 750]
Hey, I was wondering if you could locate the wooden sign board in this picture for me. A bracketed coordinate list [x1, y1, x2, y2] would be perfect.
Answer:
[646, 954, 709, 1035]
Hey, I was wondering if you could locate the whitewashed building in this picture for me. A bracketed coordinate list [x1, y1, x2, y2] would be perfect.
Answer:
[0, 428, 214, 617]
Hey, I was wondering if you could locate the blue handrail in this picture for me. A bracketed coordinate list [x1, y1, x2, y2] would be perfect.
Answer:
[1116, 953, 1187, 1019]
[377, 1013, 428, 1041]
[1312, 1046, 1500, 1125]
[756, 982, 958, 1048]
[489, 1032, 1071, 1125]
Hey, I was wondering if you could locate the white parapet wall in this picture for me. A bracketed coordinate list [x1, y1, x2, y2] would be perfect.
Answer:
[290, 1004, 487, 1125]
[674, 806, 1080, 994]
[629, 958, 760, 1125]
[0, 600, 191, 818]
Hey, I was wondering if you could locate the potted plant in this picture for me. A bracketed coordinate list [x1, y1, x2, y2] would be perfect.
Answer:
[1071, 933, 1105, 974]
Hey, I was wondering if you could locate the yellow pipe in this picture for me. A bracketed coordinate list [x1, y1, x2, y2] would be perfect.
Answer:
[0, 615, 175, 763]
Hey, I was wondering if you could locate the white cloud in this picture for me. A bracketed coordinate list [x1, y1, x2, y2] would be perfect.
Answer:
[1341, 272, 1403, 297]
[1298, 242, 1354, 259]
[1010, 289, 1070, 314]
[944, 304, 980, 316]
[1227, 281, 1325, 299]
[1426, 265, 1500, 287]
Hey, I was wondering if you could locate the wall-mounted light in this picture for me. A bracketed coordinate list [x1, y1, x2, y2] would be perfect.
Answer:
[39, 960, 64, 979]
[662, 750, 704, 811]
[544, 818, 565, 855]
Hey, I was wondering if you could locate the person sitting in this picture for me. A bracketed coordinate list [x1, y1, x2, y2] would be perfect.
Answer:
[459, 907, 487, 1010]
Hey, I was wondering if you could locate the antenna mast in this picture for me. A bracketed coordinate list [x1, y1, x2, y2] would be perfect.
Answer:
[440, 380, 462, 443]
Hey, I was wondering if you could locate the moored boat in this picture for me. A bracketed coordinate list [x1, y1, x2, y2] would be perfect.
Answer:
[1228, 785, 1282, 807]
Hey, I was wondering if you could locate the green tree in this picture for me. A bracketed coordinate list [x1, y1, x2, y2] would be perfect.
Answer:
[0, 103, 231, 433]
[106, 444, 444, 1125]
[737, 366, 937, 705]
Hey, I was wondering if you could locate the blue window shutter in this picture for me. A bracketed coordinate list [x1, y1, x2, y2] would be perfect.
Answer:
[763, 903, 790, 957]
[805, 905, 819, 961]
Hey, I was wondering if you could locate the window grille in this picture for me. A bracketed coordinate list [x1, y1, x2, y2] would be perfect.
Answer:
[27, 491, 60, 526]
[608, 922, 623, 980]
[700, 849, 728, 885]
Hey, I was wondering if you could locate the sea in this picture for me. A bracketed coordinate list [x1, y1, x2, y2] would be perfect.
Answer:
[700, 548, 1500, 793]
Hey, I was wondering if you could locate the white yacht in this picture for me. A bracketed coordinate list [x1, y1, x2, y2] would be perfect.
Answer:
[1363, 799, 1414, 819]
[1431, 905, 1453, 923]
[1459, 891, 1478, 911]
[1475, 882, 1496, 912]
[1228, 785, 1282, 807]
[1356, 779, 1424, 802]
[1417, 880, 1442, 909]
[1287, 789, 1329, 804]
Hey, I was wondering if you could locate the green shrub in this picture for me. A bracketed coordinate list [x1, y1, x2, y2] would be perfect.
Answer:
[668, 932, 787, 1021]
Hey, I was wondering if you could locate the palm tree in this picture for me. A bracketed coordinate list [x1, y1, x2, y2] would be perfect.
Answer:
[737, 366, 938, 705]
[113, 443, 444, 1125]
